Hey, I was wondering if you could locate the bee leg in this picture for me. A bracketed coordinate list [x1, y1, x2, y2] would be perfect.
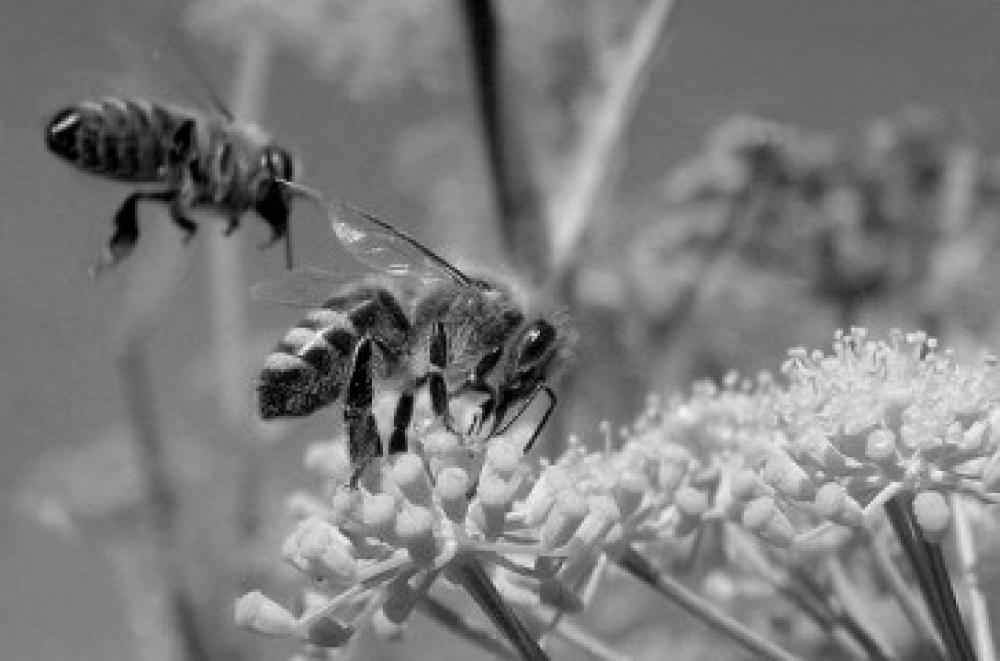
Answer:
[93, 190, 172, 274]
[169, 120, 197, 166]
[167, 196, 198, 244]
[223, 215, 240, 237]
[388, 388, 414, 455]
[344, 338, 382, 486]
[255, 188, 293, 268]
[521, 386, 557, 454]
[427, 322, 453, 431]
[492, 385, 557, 454]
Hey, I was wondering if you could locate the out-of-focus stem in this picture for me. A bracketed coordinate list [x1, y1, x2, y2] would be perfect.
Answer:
[617, 546, 800, 661]
[885, 494, 976, 661]
[210, 29, 270, 430]
[459, 0, 550, 284]
[447, 555, 549, 661]
[868, 527, 946, 658]
[550, 0, 680, 276]
[105, 538, 188, 661]
[211, 28, 273, 541]
[118, 336, 210, 661]
[826, 557, 892, 660]
[951, 494, 996, 661]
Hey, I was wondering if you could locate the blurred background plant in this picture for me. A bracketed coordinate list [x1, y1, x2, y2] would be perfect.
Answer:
[9, 0, 1000, 660]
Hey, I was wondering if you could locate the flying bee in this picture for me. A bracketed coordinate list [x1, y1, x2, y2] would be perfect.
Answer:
[253, 187, 573, 485]
[44, 97, 297, 273]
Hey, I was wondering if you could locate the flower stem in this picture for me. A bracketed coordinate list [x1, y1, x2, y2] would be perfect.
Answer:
[885, 494, 976, 661]
[447, 555, 549, 661]
[867, 527, 946, 658]
[417, 594, 515, 659]
[951, 494, 995, 661]
[617, 546, 800, 661]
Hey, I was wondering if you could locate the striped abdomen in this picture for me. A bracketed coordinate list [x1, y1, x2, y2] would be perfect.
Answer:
[259, 286, 412, 419]
[45, 98, 192, 183]
[259, 308, 358, 419]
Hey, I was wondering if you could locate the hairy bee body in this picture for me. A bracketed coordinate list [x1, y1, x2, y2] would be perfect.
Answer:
[259, 276, 529, 421]
[45, 98, 187, 183]
[45, 97, 296, 270]
[254, 192, 571, 483]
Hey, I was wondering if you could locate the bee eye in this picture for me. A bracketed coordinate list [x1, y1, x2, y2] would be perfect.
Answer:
[261, 149, 293, 180]
[515, 320, 556, 366]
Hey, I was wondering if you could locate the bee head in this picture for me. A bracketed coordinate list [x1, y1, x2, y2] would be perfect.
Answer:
[259, 146, 295, 183]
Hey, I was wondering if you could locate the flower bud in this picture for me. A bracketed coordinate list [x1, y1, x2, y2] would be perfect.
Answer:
[674, 486, 709, 537]
[913, 491, 951, 543]
[814, 482, 862, 527]
[434, 466, 470, 522]
[866, 429, 897, 462]
[362, 493, 398, 541]
[763, 456, 815, 501]
[742, 496, 794, 547]
[540, 490, 589, 549]
[471, 474, 513, 539]
[484, 438, 520, 480]
[395, 505, 438, 566]
[235, 591, 298, 636]
[613, 471, 647, 519]
[303, 442, 351, 484]
[305, 617, 354, 648]
[391, 454, 432, 507]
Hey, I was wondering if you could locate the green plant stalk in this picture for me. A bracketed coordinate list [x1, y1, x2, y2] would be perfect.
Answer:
[867, 528, 946, 658]
[951, 494, 995, 661]
[417, 594, 515, 659]
[617, 546, 800, 661]
[447, 555, 549, 661]
[459, 0, 550, 284]
[885, 494, 976, 661]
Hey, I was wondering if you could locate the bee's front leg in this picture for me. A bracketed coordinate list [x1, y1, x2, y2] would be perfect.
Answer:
[344, 338, 382, 486]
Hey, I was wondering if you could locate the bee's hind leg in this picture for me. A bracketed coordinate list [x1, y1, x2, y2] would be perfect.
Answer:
[93, 190, 173, 274]
[344, 338, 383, 487]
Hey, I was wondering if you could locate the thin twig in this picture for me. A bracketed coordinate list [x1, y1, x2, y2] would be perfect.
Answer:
[867, 527, 946, 658]
[447, 555, 549, 661]
[951, 494, 996, 661]
[459, 0, 550, 284]
[885, 494, 976, 661]
[825, 557, 893, 660]
[550, 0, 680, 277]
[617, 546, 801, 661]
[417, 594, 516, 659]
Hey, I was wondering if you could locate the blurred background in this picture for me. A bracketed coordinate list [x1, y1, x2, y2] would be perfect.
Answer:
[4, 1, 1000, 659]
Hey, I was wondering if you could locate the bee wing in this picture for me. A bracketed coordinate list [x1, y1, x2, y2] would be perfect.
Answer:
[250, 266, 357, 308]
[326, 197, 470, 285]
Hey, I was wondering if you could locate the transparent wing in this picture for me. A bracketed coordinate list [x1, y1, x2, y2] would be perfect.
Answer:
[250, 266, 357, 308]
[326, 197, 469, 284]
